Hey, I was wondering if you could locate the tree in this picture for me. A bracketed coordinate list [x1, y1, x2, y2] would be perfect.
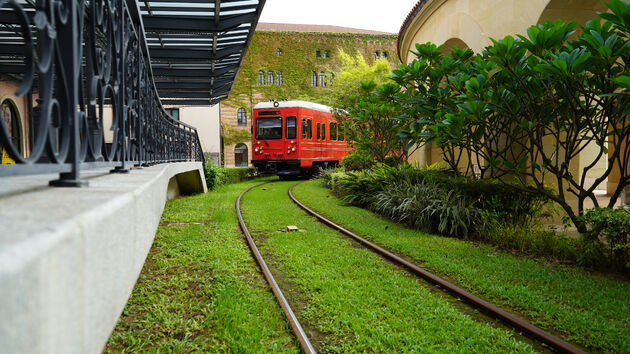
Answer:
[321, 48, 392, 108]
[338, 81, 407, 164]
[393, 0, 630, 233]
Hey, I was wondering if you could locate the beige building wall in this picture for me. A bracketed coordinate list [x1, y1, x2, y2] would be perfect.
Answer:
[176, 105, 221, 157]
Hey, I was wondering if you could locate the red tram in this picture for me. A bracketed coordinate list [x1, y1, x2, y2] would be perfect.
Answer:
[251, 101, 352, 176]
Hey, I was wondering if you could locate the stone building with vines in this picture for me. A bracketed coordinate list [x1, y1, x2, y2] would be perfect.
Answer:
[221, 23, 397, 168]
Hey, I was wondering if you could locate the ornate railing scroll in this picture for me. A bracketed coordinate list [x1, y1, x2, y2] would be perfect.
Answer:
[0, 0, 205, 186]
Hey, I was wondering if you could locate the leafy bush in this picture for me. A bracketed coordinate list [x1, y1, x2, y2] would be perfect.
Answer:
[340, 151, 375, 171]
[320, 167, 346, 188]
[373, 180, 477, 236]
[331, 164, 549, 226]
[477, 217, 579, 262]
[223, 167, 257, 184]
[205, 161, 226, 190]
[584, 207, 630, 270]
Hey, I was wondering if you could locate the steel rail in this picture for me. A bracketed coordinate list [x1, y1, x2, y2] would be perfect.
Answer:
[236, 183, 317, 354]
[288, 182, 585, 354]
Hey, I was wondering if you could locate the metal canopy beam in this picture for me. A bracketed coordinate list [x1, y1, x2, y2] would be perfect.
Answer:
[140, 0, 266, 106]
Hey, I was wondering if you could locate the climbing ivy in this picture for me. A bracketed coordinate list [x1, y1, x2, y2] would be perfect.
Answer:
[225, 30, 397, 117]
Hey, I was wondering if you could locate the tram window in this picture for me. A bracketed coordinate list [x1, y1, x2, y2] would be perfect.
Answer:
[321, 123, 326, 140]
[307, 119, 312, 139]
[286, 116, 297, 139]
[255, 117, 283, 140]
[316, 123, 321, 140]
[338, 124, 345, 141]
[330, 122, 337, 140]
[301, 118, 307, 139]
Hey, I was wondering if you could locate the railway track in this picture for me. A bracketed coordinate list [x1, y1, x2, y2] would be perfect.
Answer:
[236, 181, 585, 354]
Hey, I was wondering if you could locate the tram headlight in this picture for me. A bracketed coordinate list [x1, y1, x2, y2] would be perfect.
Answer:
[291, 147, 296, 152]
[254, 147, 259, 152]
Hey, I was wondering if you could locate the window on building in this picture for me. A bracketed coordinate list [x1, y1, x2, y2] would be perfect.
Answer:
[237, 107, 247, 126]
[277, 71, 283, 86]
[234, 143, 248, 167]
[330, 72, 335, 86]
[381, 51, 388, 59]
[316, 122, 321, 140]
[338, 123, 345, 141]
[316, 50, 321, 58]
[258, 70, 265, 85]
[165, 108, 179, 120]
[330, 122, 337, 140]
[321, 122, 326, 140]
[286, 116, 297, 139]
[267, 71, 274, 85]
[374, 51, 379, 59]
[324, 50, 330, 58]
[307, 119, 312, 139]
[277, 48, 283, 57]
[319, 72, 326, 87]
[312, 72, 317, 87]
[0, 98, 22, 161]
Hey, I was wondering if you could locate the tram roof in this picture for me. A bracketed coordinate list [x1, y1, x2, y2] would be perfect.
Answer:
[254, 101, 334, 113]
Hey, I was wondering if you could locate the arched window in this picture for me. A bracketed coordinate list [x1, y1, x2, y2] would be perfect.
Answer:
[381, 51, 388, 59]
[1, 98, 23, 164]
[267, 71, 274, 85]
[237, 107, 247, 126]
[277, 71, 283, 86]
[319, 72, 326, 87]
[324, 50, 330, 58]
[258, 71, 265, 85]
[277, 48, 283, 57]
[234, 143, 248, 167]
[374, 51, 379, 59]
[312, 72, 317, 87]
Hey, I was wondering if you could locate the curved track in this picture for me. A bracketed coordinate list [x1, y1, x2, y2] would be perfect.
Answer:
[288, 182, 585, 354]
[236, 183, 316, 354]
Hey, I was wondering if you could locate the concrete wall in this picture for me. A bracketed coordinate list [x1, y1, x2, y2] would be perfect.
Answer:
[0, 162, 206, 354]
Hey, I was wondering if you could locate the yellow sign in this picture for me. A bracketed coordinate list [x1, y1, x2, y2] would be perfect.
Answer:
[1, 149, 15, 164]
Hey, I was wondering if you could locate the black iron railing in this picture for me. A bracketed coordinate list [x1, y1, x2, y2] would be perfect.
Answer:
[0, 0, 205, 186]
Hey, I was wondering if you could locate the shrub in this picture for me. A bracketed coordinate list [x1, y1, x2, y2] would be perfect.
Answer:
[223, 167, 257, 184]
[477, 217, 578, 262]
[584, 207, 630, 270]
[373, 179, 478, 236]
[320, 167, 345, 189]
[331, 164, 550, 226]
[205, 161, 226, 190]
[341, 151, 375, 171]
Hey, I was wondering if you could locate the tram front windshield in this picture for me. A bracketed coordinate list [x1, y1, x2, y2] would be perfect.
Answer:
[256, 117, 283, 140]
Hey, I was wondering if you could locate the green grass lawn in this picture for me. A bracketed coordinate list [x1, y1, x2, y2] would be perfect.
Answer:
[105, 178, 299, 353]
[241, 181, 537, 352]
[292, 179, 630, 353]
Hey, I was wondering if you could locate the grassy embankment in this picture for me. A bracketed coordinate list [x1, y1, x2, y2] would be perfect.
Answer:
[292, 179, 630, 352]
[106, 178, 299, 352]
[241, 181, 536, 352]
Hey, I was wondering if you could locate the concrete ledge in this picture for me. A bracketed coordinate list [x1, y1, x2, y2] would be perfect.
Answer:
[0, 162, 207, 354]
